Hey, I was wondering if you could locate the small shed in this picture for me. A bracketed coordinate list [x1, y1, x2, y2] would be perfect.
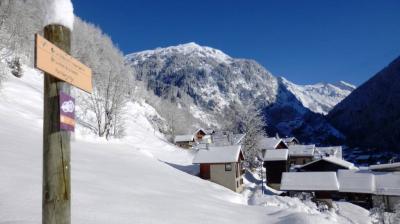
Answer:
[288, 144, 315, 165]
[298, 156, 357, 172]
[263, 149, 289, 189]
[193, 145, 245, 192]
[174, 134, 195, 149]
[337, 170, 375, 209]
[281, 172, 339, 206]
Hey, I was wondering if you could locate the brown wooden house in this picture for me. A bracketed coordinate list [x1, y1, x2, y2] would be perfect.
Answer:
[288, 144, 315, 165]
[298, 156, 357, 172]
[174, 134, 195, 149]
[263, 149, 289, 189]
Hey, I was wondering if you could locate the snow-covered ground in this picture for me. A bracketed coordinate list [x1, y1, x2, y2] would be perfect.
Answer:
[0, 67, 370, 223]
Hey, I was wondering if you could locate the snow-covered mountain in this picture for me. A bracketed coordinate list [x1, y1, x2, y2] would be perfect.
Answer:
[280, 77, 355, 115]
[126, 43, 352, 144]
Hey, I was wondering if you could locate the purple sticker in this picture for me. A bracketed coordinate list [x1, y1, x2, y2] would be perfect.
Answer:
[59, 91, 75, 132]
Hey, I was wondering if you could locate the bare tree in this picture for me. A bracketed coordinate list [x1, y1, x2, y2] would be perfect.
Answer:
[72, 18, 133, 139]
[232, 107, 266, 169]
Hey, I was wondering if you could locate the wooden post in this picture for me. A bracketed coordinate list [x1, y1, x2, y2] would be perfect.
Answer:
[42, 24, 71, 224]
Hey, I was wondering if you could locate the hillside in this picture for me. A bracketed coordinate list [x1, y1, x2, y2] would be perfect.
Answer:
[0, 65, 371, 224]
[126, 43, 352, 143]
[328, 56, 400, 151]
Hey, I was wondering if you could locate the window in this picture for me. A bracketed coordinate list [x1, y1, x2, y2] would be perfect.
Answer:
[225, 163, 232, 171]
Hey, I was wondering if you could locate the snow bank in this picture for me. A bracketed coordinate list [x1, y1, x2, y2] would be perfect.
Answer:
[44, 0, 74, 30]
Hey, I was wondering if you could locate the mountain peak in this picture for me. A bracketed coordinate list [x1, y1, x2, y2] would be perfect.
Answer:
[126, 42, 232, 64]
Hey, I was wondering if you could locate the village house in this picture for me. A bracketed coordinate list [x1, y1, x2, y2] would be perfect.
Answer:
[288, 144, 315, 165]
[258, 137, 288, 151]
[337, 170, 375, 209]
[297, 156, 357, 173]
[174, 134, 195, 149]
[192, 145, 245, 192]
[258, 137, 288, 159]
[283, 137, 300, 146]
[193, 128, 207, 141]
[280, 172, 340, 207]
[263, 149, 289, 189]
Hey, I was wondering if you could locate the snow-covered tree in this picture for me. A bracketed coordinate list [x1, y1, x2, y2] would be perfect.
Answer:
[72, 18, 133, 139]
[239, 108, 266, 169]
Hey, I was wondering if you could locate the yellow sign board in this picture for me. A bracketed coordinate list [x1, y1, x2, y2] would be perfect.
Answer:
[35, 34, 92, 93]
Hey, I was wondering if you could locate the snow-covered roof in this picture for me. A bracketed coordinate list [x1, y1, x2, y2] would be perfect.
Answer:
[338, 170, 375, 194]
[174, 135, 194, 143]
[192, 145, 242, 164]
[288, 145, 315, 157]
[258, 137, 287, 150]
[280, 172, 339, 191]
[193, 128, 207, 136]
[283, 137, 299, 144]
[300, 156, 357, 170]
[263, 149, 289, 161]
[369, 162, 400, 171]
[212, 134, 231, 146]
[315, 146, 343, 159]
[374, 172, 400, 196]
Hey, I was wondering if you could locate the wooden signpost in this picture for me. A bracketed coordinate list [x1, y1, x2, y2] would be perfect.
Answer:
[35, 33, 92, 93]
[35, 24, 92, 224]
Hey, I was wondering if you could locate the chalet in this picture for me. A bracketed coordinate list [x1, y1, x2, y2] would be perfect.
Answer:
[372, 172, 400, 212]
[263, 149, 289, 189]
[280, 172, 339, 207]
[192, 145, 245, 192]
[258, 137, 288, 151]
[297, 156, 357, 172]
[288, 144, 315, 165]
[174, 134, 195, 149]
[315, 146, 343, 159]
[369, 162, 400, 172]
[193, 128, 207, 141]
[337, 170, 374, 209]
[283, 137, 300, 146]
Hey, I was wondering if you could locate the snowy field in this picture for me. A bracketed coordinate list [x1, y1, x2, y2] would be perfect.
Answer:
[0, 67, 372, 223]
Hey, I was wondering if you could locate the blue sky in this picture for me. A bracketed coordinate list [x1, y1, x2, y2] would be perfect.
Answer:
[73, 0, 400, 86]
